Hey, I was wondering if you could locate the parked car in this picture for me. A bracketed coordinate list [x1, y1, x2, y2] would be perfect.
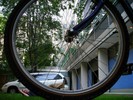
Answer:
[1, 80, 29, 94]
[32, 72, 68, 89]
[1, 72, 68, 95]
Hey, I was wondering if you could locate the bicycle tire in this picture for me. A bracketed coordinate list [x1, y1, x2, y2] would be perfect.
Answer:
[4, 0, 129, 100]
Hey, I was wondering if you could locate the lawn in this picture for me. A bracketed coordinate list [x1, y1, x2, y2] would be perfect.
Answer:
[94, 94, 133, 100]
[0, 93, 44, 100]
[0, 93, 133, 100]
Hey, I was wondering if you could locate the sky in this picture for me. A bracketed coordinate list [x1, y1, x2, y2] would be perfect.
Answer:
[0, 6, 3, 15]
[60, 0, 79, 29]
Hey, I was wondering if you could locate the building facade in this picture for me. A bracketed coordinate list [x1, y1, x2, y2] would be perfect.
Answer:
[62, 0, 133, 93]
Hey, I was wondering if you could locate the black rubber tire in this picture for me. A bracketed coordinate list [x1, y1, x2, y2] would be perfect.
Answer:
[7, 87, 18, 93]
[4, 0, 129, 100]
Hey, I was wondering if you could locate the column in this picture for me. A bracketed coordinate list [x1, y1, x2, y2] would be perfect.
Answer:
[98, 48, 108, 81]
[81, 62, 88, 89]
[72, 70, 77, 90]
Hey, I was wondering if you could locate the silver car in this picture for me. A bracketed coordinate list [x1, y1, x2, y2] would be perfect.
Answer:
[32, 72, 68, 89]
[1, 72, 68, 94]
[1, 80, 28, 94]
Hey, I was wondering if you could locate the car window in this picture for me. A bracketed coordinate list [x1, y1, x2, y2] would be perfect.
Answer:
[33, 73, 62, 81]
[54, 74, 62, 80]
[34, 74, 47, 81]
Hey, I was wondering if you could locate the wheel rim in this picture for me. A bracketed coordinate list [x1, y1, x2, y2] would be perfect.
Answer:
[6, 0, 129, 99]
[9, 88, 16, 93]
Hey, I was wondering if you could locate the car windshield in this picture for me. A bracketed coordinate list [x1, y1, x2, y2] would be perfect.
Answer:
[33, 73, 62, 81]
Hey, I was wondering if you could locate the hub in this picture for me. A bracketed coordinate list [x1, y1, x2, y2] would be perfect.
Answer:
[64, 30, 76, 43]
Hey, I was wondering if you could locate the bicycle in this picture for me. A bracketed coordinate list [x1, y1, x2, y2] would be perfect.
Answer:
[4, 0, 132, 100]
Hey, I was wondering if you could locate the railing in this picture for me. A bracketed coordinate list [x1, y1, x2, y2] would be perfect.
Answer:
[62, 13, 109, 69]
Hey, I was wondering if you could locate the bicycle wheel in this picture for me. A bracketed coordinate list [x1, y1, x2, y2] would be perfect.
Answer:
[4, 0, 129, 100]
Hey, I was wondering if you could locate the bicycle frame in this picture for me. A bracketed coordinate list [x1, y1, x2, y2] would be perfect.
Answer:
[120, 0, 133, 23]
[71, 0, 133, 35]
[4, 0, 131, 99]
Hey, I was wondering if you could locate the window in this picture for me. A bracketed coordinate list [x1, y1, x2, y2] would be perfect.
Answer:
[33, 73, 62, 81]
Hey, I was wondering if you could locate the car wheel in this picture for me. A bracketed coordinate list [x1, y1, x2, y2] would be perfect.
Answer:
[7, 87, 18, 94]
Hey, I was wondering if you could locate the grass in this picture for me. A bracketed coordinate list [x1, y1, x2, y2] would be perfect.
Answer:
[94, 94, 133, 100]
[0, 93, 44, 100]
[0, 93, 133, 100]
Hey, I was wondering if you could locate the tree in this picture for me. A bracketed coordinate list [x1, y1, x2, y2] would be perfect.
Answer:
[0, 0, 19, 16]
[1, 0, 81, 72]
[0, 0, 20, 73]
[13, 0, 64, 72]
[0, 0, 63, 72]
[0, 15, 10, 73]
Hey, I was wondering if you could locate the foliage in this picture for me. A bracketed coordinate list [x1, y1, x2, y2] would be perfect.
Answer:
[0, 15, 6, 52]
[74, 0, 86, 22]
[0, 0, 85, 72]
[0, 0, 19, 73]
[13, 0, 64, 71]
[0, 0, 19, 16]
[0, 15, 6, 34]
[0, 15, 9, 73]
[0, 0, 64, 72]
